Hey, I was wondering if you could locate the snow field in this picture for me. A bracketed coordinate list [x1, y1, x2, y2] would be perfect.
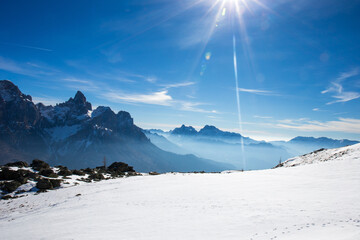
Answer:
[1, 151, 360, 239]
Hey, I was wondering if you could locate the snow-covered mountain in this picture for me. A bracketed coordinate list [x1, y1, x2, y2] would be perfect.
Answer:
[1, 143, 359, 240]
[271, 136, 359, 157]
[148, 125, 292, 170]
[146, 124, 359, 170]
[278, 143, 360, 168]
[0, 80, 232, 172]
[171, 124, 256, 144]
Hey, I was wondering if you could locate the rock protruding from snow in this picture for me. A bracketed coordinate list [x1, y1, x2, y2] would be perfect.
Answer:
[278, 143, 360, 168]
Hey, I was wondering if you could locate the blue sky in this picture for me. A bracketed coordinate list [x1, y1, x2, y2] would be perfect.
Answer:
[1, 0, 360, 141]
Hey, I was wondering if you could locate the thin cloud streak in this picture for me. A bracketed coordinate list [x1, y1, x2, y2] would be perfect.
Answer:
[253, 115, 272, 119]
[237, 87, 277, 96]
[322, 68, 360, 104]
[0, 56, 56, 77]
[276, 117, 360, 134]
[104, 90, 173, 106]
[63, 78, 101, 92]
[32, 96, 64, 106]
[60, 77, 214, 113]
[161, 81, 196, 89]
[0, 42, 53, 52]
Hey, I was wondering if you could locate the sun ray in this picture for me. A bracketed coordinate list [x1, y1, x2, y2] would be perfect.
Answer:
[232, 34, 247, 170]
[185, 0, 227, 82]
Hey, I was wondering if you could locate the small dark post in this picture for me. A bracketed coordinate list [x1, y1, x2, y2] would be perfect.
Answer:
[103, 156, 107, 170]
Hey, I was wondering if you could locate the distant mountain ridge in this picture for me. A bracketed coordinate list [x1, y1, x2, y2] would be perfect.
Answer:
[170, 124, 256, 144]
[289, 136, 358, 147]
[167, 124, 359, 148]
[145, 124, 359, 170]
[0, 80, 232, 172]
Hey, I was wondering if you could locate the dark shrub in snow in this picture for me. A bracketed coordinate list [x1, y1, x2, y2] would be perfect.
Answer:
[58, 168, 72, 176]
[0, 168, 21, 180]
[83, 168, 94, 174]
[39, 168, 58, 178]
[5, 161, 29, 168]
[72, 170, 85, 176]
[50, 179, 62, 188]
[108, 162, 135, 173]
[18, 169, 38, 179]
[36, 179, 53, 190]
[88, 172, 104, 181]
[31, 159, 50, 171]
[2, 180, 22, 192]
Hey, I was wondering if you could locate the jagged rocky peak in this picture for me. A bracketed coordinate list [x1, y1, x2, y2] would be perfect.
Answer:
[90, 106, 117, 129]
[65, 90, 92, 112]
[199, 125, 222, 135]
[198, 125, 243, 138]
[90, 107, 134, 130]
[172, 124, 198, 135]
[0, 80, 40, 126]
[74, 91, 87, 105]
[0, 80, 32, 102]
[117, 111, 134, 126]
[91, 106, 113, 118]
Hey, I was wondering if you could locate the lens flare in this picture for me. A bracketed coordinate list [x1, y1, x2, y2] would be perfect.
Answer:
[205, 52, 212, 60]
[197, 0, 275, 169]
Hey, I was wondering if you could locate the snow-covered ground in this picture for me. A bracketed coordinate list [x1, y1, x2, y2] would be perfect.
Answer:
[1, 144, 360, 240]
[281, 143, 360, 167]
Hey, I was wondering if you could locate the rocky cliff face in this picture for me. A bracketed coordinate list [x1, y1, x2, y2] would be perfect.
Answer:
[0, 80, 231, 172]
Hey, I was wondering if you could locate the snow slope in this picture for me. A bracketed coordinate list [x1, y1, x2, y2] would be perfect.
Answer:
[1, 146, 360, 240]
[281, 143, 360, 167]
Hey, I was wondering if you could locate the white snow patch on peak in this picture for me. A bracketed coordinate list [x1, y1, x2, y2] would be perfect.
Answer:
[281, 143, 360, 167]
[45, 124, 82, 142]
[87, 110, 93, 118]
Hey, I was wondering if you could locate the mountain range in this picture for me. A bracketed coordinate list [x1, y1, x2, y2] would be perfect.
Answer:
[145, 125, 359, 170]
[1, 80, 358, 172]
[0, 80, 232, 172]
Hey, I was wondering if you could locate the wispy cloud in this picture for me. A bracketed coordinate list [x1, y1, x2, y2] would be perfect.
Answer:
[237, 87, 276, 96]
[104, 90, 173, 106]
[335, 68, 359, 81]
[161, 81, 196, 89]
[178, 101, 217, 114]
[276, 117, 360, 134]
[0, 42, 53, 52]
[0, 56, 56, 77]
[61, 76, 213, 114]
[63, 78, 101, 92]
[32, 96, 63, 106]
[253, 115, 272, 119]
[322, 68, 360, 104]
[146, 76, 157, 83]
